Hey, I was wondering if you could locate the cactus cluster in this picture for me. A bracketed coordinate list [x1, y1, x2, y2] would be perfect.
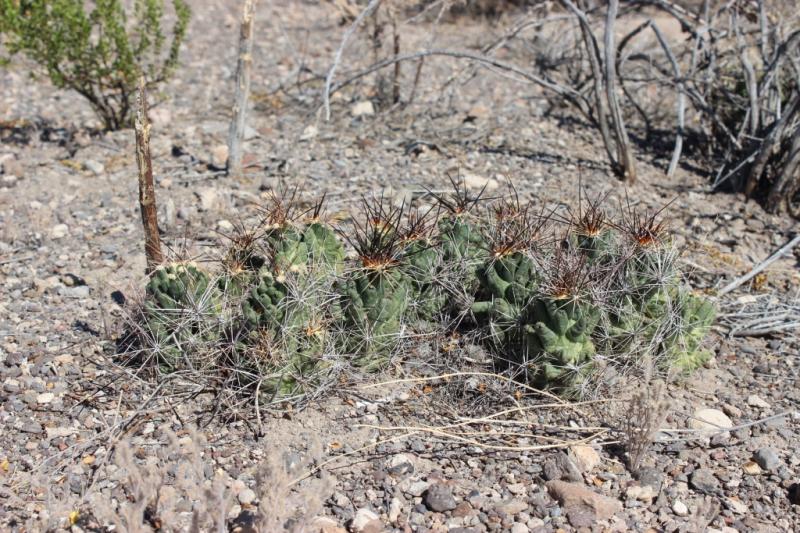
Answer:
[138, 183, 716, 400]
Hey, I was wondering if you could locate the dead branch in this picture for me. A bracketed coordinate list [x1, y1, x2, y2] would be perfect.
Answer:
[227, 0, 258, 179]
[324, 0, 383, 120]
[717, 233, 800, 296]
[135, 76, 163, 274]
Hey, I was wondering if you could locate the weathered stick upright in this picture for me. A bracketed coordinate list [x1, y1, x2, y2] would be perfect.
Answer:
[135, 76, 164, 274]
[227, 0, 257, 178]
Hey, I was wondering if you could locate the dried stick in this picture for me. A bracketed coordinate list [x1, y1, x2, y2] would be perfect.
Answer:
[324, 0, 383, 120]
[651, 22, 685, 177]
[604, 0, 636, 182]
[227, 0, 258, 179]
[718, 234, 800, 296]
[560, 0, 618, 172]
[745, 93, 800, 197]
[135, 76, 163, 274]
[328, 49, 585, 113]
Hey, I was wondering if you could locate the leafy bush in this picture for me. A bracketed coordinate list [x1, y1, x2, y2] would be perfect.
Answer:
[0, 0, 190, 130]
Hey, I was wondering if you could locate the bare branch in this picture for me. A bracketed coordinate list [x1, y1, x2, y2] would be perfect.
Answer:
[135, 76, 163, 274]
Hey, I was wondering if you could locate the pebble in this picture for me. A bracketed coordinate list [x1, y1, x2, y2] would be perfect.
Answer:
[424, 484, 457, 512]
[83, 160, 104, 175]
[237, 488, 256, 505]
[210, 144, 229, 169]
[689, 469, 720, 494]
[350, 508, 382, 533]
[753, 448, 781, 471]
[688, 408, 733, 435]
[747, 394, 771, 409]
[568, 445, 601, 473]
[351, 101, 375, 117]
[672, 500, 689, 517]
[51, 224, 69, 239]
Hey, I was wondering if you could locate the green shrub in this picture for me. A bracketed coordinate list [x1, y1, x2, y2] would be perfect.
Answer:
[0, 0, 190, 130]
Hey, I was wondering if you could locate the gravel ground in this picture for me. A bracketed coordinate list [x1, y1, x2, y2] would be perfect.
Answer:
[1, 1, 799, 531]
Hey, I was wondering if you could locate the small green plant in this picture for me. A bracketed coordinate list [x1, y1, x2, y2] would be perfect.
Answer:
[0, 0, 190, 130]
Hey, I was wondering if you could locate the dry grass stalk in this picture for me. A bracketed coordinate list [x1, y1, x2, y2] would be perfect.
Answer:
[619, 379, 669, 474]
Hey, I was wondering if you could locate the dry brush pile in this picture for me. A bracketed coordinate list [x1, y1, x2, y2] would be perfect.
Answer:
[122, 179, 716, 407]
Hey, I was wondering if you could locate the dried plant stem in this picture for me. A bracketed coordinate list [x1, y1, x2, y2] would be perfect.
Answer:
[227, 0, 258, 178]
[135, 76, 163, 274]
[717, 234, 800, 296]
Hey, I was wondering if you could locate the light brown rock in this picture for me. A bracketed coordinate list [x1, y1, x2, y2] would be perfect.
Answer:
[546, 480, 621, 521]
[569, 445, 601, 472]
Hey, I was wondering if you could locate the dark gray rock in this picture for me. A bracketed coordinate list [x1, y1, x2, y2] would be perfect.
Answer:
[424, 484, 457, 512]
[689, 469, 720, 494]
[543, 453, 582, 482]
[753, 448, 781, 472]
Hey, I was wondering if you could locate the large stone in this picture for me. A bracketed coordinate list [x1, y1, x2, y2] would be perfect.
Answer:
[688, 408, 733, 436]
[545, 480, 621, 524]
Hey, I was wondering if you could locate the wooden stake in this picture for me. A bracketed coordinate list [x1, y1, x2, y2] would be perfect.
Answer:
[227, 0, 257, 178]
[135, 76, 164, 274]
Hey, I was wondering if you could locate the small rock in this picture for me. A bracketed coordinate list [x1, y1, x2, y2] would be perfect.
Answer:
[788, 483, 800, 505]
[672, 500, 689, 517]
[1, 157, 23, 177]
[300, 125, 318, 141]
[721, 403, 742, 418]
[149, 107, 172, 129]
[725, 497, 748, 514]
[238, 488, 256, 505]
[51, 224, 69, 239]
[462, 172, 499, 192]
[568, 445, 601, 473]
[83, 160, 104, 175]
[197, 187, 222, 212]
[506, 482, 527, 496]
[36, 392, 55, 404]
[544, 453, 583, 482]
[387, 454, 414, 476]
[404, 480, 429, 497]
[210, 144, 229, 169]
[1, 175, 17, 187]
[626, 484, 657, 502]
[546, 480, 621, 522]
[217, 220, 234, 232]
[494, 499, 527, 515]
[747, 394, 771, 409]
[742, 461, 762, 475]
[689, 469, 719, 494]
[510, 524, 529, 533]
[688, 408, 733, 435]
[349, 508, 382, 533]
[424, 484, 457, 512]
[753, 448, 781, 472]
[387, 497, 403, 523]
[351, 101, 375, 117]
